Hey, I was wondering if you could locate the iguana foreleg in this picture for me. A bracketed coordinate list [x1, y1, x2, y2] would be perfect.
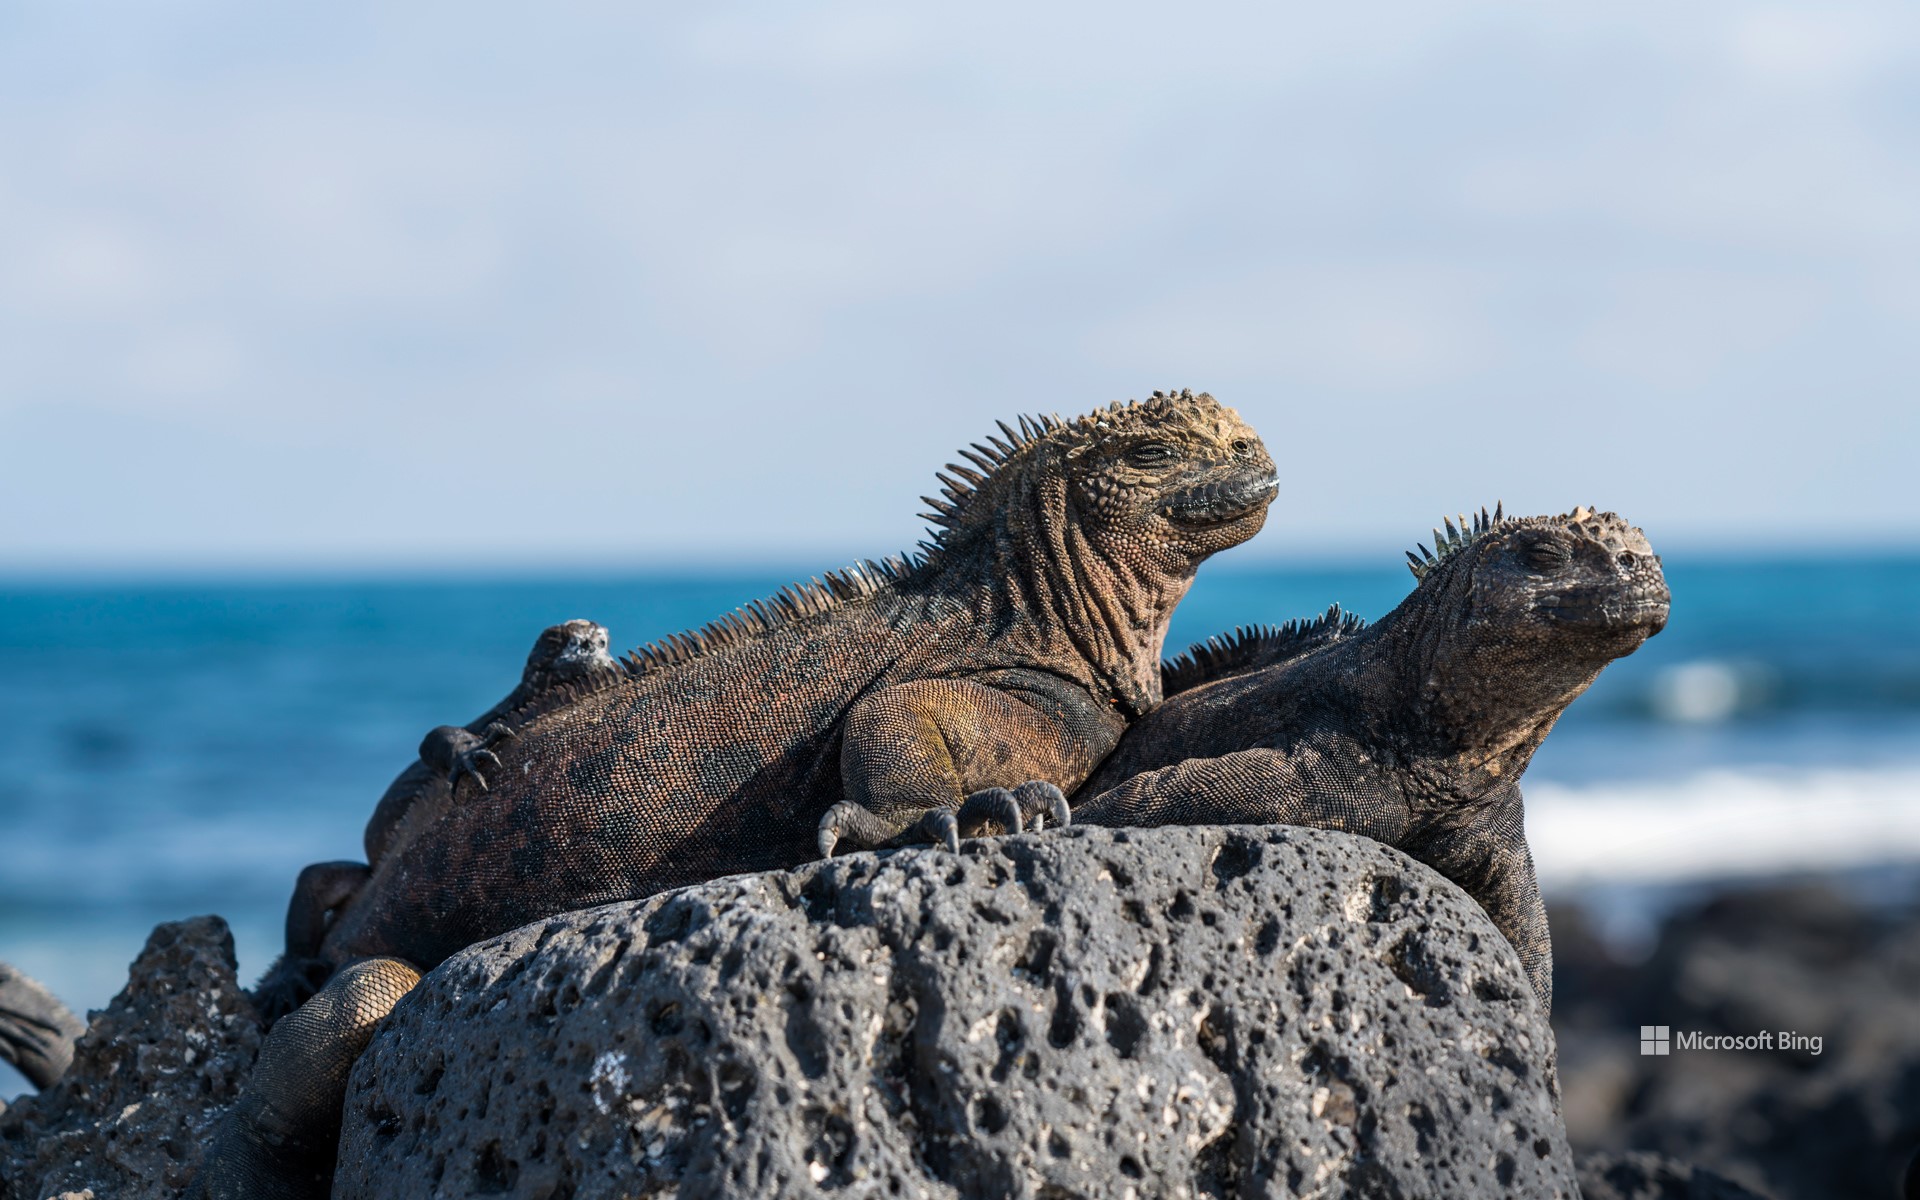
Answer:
[1407, 798, 1553, 1013]
[284, 861, 372, 960]
[1073, 746, 1397, 839]
[189, 956, 422, 1200]
[819, 678, 1100, 856]
[420, 721, 517, 794]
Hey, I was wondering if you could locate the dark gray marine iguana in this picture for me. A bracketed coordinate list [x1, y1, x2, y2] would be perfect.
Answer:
[1073, 505, 1671, 1012]
[0, 960, 86, 1091]
[190, 389, 1278, 1199]
[258, 618, 619, 1017]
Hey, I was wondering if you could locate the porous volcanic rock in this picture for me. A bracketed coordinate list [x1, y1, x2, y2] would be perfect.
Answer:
[336, 825, 1575, 1199]
[0, 916, 264, 1200]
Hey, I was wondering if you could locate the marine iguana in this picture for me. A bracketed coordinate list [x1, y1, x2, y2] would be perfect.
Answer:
[1073, 506, 1670, 1012]
[363, 617, 617, 863]
[260, 619, 619, 1015]
[0, 961, 85, 1091]
[191, 390, 1277, 1199]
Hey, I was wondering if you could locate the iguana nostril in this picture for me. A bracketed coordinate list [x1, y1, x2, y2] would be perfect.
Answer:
[1618, 552, 1637, 568]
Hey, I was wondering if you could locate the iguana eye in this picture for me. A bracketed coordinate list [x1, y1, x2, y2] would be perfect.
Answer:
[1126, 442, 1178, 467]
[1523, 539, 1572, 571]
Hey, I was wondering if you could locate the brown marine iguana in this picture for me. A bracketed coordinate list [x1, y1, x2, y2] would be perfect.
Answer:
[0, 961, 85, 1091]
[1073, 506, 1671, 1012]
[191, 390, 1278, 1199]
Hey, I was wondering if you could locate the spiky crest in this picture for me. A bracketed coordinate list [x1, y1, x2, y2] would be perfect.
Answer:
[620, 557, 915, 677]
[484, 557, 915, 731]
[1400, 503, 1634, 580]
[916, 388, 1220, 555]
[1161, 604, 1367, 696]
[1405, 503, 1507, 579]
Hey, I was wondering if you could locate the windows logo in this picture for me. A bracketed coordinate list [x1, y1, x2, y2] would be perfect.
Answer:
[1640, 1025, 1670, 1056]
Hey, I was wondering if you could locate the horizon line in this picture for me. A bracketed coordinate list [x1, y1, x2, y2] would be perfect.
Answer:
[4, 536, 1918, 587]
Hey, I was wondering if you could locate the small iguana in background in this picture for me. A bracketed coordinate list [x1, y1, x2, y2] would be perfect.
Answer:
[0, 960, 86, 1092]
[190, 389, 1278, 1199]
[257, 619, 619, 1017]
[1073, 506, 1671, 1013]
[364, 617, 617, 863]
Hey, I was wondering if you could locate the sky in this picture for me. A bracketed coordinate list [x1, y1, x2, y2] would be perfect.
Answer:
[1, 1, 1915, 573]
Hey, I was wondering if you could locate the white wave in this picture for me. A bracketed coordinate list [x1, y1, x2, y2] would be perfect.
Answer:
[1528, 765, 1920, 886]
[1644, 659, 1777, 723]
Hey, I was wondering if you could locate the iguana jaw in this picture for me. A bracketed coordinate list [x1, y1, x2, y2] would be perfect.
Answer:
[1537, 591, 1670, 635]
[1161, 471, 1280, 529]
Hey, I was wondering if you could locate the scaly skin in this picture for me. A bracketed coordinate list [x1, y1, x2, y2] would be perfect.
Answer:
[0, 960, 86, 1090]
[191, 389, 1276, 1199]
[1074, 506, 1671, 1013]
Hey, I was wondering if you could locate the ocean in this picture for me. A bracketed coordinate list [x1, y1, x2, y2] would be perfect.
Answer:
[5, 554, 1920, 1095]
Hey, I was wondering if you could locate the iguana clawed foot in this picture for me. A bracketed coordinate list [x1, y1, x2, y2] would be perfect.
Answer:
[956, 787, 1023, 838]
[1012, 780, 1071, 831]
[816, 802, 893, 858]
[955, 782, 1070, 836]
[816, 781, 1071, 858]
[419, 722, 517, 794]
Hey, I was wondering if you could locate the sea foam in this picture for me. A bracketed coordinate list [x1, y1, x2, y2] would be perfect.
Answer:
[1528, 764, 1920, 886]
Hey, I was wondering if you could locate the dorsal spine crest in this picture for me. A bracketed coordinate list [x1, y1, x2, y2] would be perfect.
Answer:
[1161, 604, 1367, 695]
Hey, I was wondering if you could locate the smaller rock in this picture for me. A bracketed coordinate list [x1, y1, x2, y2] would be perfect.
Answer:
[1576, 1150, 1775, 1200]
[0, 916, 264, 1200]
[1555, 881, 1920, 1200]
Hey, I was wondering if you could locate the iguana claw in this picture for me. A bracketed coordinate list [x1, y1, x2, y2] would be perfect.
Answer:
[956, 787, 1023, 837]
[1013, 780, 1070, 831]
[819, 801, 967, 856]
[903, 809, 962, 854]
[0, 961, 85, 1090]
[450, 748, 502, 793]
[819, 785, 1057, 859]
[816, 800, 895, 858]
[446, 722, 516, 794]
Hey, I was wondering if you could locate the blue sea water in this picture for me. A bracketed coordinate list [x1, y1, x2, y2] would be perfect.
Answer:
[4, 554, 1920, 1095]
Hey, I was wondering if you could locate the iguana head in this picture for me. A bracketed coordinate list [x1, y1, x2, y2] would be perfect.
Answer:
[921, 388, 1276, 571]
[1068, 390, 1279, 566]
[1408, 505, 1669, 654]
[920, 389, 1276, 710]
[522, 619, 615, 689]
[1396, 505, 1668, 761]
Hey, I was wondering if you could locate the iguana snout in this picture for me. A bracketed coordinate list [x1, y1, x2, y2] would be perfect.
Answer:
[1159, 470, 1280, 529]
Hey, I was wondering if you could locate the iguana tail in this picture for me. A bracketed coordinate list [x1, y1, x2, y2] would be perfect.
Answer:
[0, 960, 87, 1090]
